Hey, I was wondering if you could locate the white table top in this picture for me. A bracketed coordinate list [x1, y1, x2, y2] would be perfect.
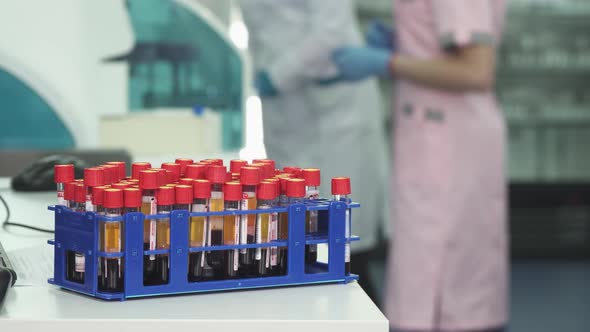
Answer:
[0, 179, 388, 331]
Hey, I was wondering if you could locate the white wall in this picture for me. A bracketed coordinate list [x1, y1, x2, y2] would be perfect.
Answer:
[0, 0, 133, 147]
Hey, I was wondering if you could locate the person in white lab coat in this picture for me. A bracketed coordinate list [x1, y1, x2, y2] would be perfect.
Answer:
[239, 0, 389, 303]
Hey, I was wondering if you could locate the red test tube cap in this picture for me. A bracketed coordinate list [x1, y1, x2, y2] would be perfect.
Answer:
[230, 159, 248, 174]
[224, 182, 242, 201]
[302, 168, 321, 187]
[240, 166, 260, 186]
[103, 188, 124, 209]
[207, 165, 227, 184]
[283, 166, 302, 178]
[75, 183, 86, 203]
[124, 187, 142, 208]
[103, 164, 120, 184]
[132, 162, 152, 179]
[156, 186, 175, 206]
[185, 164, 206, 180]
[175, 185, 193, 205]
[266, 178, 280, 197]
[286, 178, 306, 198]
[84, 167, 105, 187]
[205, 158, 224, 166]
[106, 161, 126, 180]
[279, 177, 289, 195]
[64, 182, 76, 201]
[331, 177, 351, 195]
[54, 164, 75, 183]
[162, 162, 181, 183]
[92, 185, 109, 206]
[175, 158, 194, 176]
[193, 179, 211, 199]
[179, 178, 194, 186]
[139, 170, 159, 190]
[257, 181, 276, 200]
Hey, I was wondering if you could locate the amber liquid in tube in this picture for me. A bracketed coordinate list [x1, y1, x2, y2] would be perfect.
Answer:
[99, 209, 124, 292]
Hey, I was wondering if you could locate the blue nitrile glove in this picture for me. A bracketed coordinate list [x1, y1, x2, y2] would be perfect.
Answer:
[365, 20, 396, 51]
[331, 46, 392, 81]
[254, 71, 279, 97]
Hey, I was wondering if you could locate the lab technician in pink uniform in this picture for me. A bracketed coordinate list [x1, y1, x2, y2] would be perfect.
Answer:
[331, 1, 508, 331]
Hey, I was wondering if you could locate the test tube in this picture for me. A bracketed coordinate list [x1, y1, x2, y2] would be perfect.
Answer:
[99, 188, 124, 292]
[302, 168, 321, 265]
[105, 161, 127, 181]
[162, 162, 181, 183]
[139, 170, 159, 283]
[255, 181, 276, 277]
[154, 186, 175, 285]
[175, 185, 193, 211]
[188, 179, 211, 282]
[206, 165, 226, 279]
[84, 167, 105, 212]
[332, 177, 352, 275]
[54, 164, 74, 206]
[230, 159, 248, 174]
[223, 182, 242, 279]
[239, 166, 260, 276]
[131, 162, 151, 180]
[175, 158, 194, 177]
[67, 182, 87, 283]
[265, 178, 280, 275]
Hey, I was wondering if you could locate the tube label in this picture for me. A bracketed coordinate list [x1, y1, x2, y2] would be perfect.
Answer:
[240, 193, 249, 254]
[75, 253, 85, 272]
[57, 191, 67, 206]
[255, 214, 262, 260]
[85, 194, 94, 212]
[234, 215, 240, 271]
[270, 212, 278, 266]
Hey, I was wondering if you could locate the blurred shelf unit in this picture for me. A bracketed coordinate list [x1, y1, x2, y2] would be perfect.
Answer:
[497, 1, 590, 181]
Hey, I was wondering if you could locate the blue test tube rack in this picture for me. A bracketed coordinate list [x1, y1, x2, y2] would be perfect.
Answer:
[47, 199, 360, 300]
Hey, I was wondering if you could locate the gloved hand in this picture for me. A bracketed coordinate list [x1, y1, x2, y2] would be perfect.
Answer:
[331, 46, 392, 81]
[254, 71, 279, 97]
[366, 20, 396, 51]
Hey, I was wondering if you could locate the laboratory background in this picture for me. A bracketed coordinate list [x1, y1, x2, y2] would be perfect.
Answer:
[0, 0, 589, 331]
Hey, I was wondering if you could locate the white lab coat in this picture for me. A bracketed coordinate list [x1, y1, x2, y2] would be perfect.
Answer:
[240, 0, 389, 252]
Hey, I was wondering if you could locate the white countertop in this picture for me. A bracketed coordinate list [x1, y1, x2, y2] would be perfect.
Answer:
[0, 178, 388, 332]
